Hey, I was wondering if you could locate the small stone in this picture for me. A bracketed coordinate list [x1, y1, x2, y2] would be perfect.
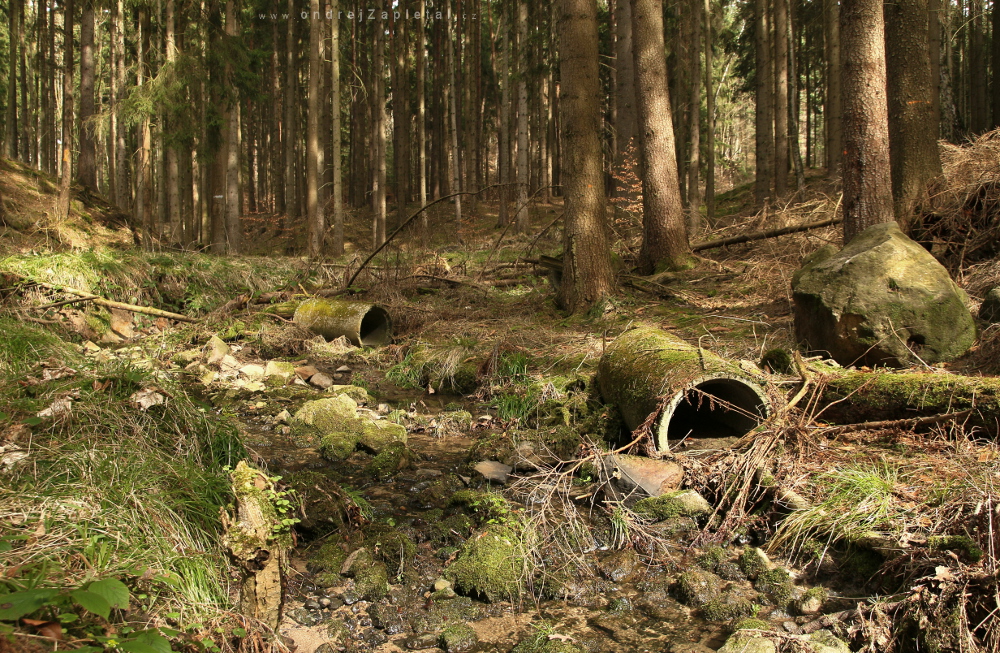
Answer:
[667, 489, 712, 515]
[319, 597, 331, 607]
[718, 634, 777, 653]
[205, 335, 230, 365]
[243, 381, 266, 392]
[303, 599, 321, 610]
[310, 372, 334, 389]
[603, 453, 684, 498]
[433, 577, 452, 591]
[473, 460, 512, 484]
[287, 607, 323, 626]
[980, 287, 1000, 323]
[83, 340, 102, 353]
[240, 364, 266, 380]
[440, 623, 478, 652]
[200, 370, 217, 386]
[274, 409, 292, 424]
[295, 365, 320, 380]
[265, 360, 296, 385]
[404, 632, 440, 650]
[220, 355, 240, 372]
[337, 365, 351, 373]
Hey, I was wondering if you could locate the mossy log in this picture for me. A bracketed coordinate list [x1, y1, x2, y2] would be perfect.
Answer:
[222, 461, 289, 629]
[293, 298, 392, 346]
[815, 366, 1000, 434]
[596, 327, 772, 451]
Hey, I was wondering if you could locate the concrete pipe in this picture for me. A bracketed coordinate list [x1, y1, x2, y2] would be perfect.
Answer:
[597, 327, 771, 451]
[293, 299, 393, 346]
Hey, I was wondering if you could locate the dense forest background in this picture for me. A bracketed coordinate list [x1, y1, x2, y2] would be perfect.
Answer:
[0, 0, 989, 260]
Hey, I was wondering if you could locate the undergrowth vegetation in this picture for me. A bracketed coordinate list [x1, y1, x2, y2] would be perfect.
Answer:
[0, 318, 249, 651]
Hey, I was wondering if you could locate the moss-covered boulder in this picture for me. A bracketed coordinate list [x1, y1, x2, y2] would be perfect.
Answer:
[445, 524, 529, 602]
[294, 395, 360, 431]
[363, 522, 417, 569]
[328, 384, 372, 404]
[702, 588, 759, 622]
[283, 470, 350, 534]
[440, 623, 479, 653]
[510, 629, 584, 653]
[365, 442, 412, 479]
[676, 569, 723, 607]
[753, 568, 793, 607]
[718, 633, 776, 653]
[980, 287, 1000, 323]
[792, 222, 976, 367]
[341, 548, 390, 600]
[634, 489, 711, 521]
[358, 419, 408, 452]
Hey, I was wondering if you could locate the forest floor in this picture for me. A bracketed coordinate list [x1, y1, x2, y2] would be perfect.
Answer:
[3, 155, 1000, 653]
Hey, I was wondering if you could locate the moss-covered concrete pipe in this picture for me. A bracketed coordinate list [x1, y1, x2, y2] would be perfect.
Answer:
[597, 327, 771, 451]
[293, 298, 392, 346]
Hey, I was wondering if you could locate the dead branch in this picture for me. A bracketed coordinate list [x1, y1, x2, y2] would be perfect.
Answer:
[691, 217, 843, 252]
[817, 410, 974, 437]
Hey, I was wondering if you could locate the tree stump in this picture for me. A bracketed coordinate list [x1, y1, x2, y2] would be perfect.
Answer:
[222, 461, 289, 629]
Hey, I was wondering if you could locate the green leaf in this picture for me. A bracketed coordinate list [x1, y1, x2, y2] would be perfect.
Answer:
[87, 578, 130, 609]
[0, 588, 58, 620]
[22, 417, 43, 426]
[58, 613, 80, 623]
[69, 647, 103, 653]
[0, 411, 9, 421]
[126, 630, 174, 653]
[117, 643, 165, 653]
[70, 589, 111, 620]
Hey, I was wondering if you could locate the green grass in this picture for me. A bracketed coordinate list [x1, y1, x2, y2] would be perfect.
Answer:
[0, 322, 245, 631]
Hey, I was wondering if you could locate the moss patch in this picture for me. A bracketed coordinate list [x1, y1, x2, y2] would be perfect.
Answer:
[928, 534, 984, 563]
[445, 524, 530, 602]
[753, 568, 793, 607]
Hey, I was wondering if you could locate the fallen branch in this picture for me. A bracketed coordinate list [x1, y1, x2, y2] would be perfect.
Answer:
[11, 275, 197, 323]
[691, 217, 843, 252]
[816, 410, 974, 437]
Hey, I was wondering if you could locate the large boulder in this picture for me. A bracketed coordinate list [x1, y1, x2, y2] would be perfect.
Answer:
[792, 222, 976, 367]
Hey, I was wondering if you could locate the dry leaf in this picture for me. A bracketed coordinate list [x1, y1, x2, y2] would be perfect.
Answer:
[934, 566, 956, 582]
[37, 398, 73, 418]
[129, 388, 166, 411]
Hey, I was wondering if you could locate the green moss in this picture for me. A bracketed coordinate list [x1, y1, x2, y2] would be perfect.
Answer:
[294, 395, 360, 432]
[357, 419, 408, 452]
[319, 431, 361, 461]
[444, 524, 530, 602]
[449, 489, 514, 525]
[676, 569, 723, 607]
[510, 626, 584, 653]
[754, 569, 793, 607]
[760, 349, 794, 374]
[440, 623, 478, 652]
[329, 384, 372, 405]
[363, 522, 417, 568]
[697, 546, 728, 570]
[732, 618, 772, 632]
[352, 551, 390, 601]
[633, 490, 706, 521]
[365, 442, 411, 478]
[738, 548, 771, 580]
[311, 541, 349, 586]
[431, 513, 475, 544]
[841, 548, 884, 581]
[928, 535, 984, 563]
[702, 591, 758, 622]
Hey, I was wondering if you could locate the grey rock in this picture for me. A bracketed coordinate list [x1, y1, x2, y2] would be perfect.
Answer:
[287, 607, 324, 626]
[311, 372, 335, 389]
[596, 548, 640, 582]
[792, 222, 976, 367]
[980, 287, 1000, 323]
[602, 453, 684, 499]
[718, 634, 777, 653]
[369, 603, 406, 634]
[405, 633, 441, 650]
[473, 460, 512, 484]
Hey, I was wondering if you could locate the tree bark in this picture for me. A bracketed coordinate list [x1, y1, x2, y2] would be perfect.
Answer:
[992, 0, 1000, 127]
[77, 0, 97, 192]
[787, 0, 805, 190]
[164, 0, 180, 240]
[555, 0, 615, 313]
[498, 6, 511, 226]
[59, 0, 74, 221]
[614, 0, 639, 200]
[840, 0, 894, 242]
[885, 0, 942, 233]
[516, 0, 530, 233]
[687, 0, 702, 228]
[284, 0, 299, 222]
[330, 0, 344, 255]
[373, 18, 387, 246]
[306, 0, 322, 257]
[138, 7, 154, 245]
[755, 0, 774, 203]
[632, 0, 691, 274]
[824, 0, 842, 176]
[447, 3, 463, 243]
[703, 0, 715, 224]
[5, 0, 19, 160]
[114, 0, 128, 210]
[774, 0, 789, 197]
[224, 0, 241, 253]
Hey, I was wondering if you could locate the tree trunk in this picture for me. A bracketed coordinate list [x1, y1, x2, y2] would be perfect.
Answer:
[417, 0, 427, 235]
[39, 0, 51, 173]
[755, 0, 774, 203]
[284, 0, 299, 222]
[516, 0, 530, 233]
[59, 0, 74, 221]
[840, 0, 894, 242]
[5, 0, 19, 159]
[703, 0, 715, 224]
[306, 0, 322, 257]
[164, 0, 180, 241]
[824, 0, 842, 175]
[969, 0, 987, 133]
[114, 0, 128, 210]
[224, 0, 241, 253]
[885, 0, 942, 233]
[77, 0, 97, 192]
[138, 7, 154, 245]
[556, 0, 615, 314]
[498, 6, 511, 226]
[687, 0, 702, 230]
[373, 19, 387, 246]
[787, 0, 805, 190]
[447, 3, 463, 243]
[992, 0, 1000, 128]
[774, 0, 789, 197]
[614, 0, 639, 199]
[632, 0, 691, 275]
[331, 0, 344, 255]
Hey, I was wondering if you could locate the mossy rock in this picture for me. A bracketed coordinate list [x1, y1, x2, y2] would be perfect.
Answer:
[311, 540, 349, 587]
[294, 395, 360, 432]
[634, 490, 711, 521]
[928, 534, 984, 563]
[760, 348, 793, 375]
[676, 569, 723, 607]
[363, 522, 417, 568]
[440, 623, 478, 653]
[430, 513, 475, 544]
[702, 588, 758, 622]
[319, 431, 362, 461]
[365, 442, 412, 479]
[329, 384, 372, 404]
[732, 618, 772, 632]
[718, 633, 776, 653]
[445, 524, 530, 602]
[407, 596, 482, 633]
[345, 549, 390, 601]
[753, 568, 793, 607]
[738, 548, 773, 581]
[448, 489, 513, 526]
[510, 628, 584, 653]
[358, 419, 408, 453]
[284, 470, 349, 534]
[697, 545, 727, 571]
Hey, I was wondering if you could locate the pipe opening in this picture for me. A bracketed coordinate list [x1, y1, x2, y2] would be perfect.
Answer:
[658, 377, 769, 449]
[358, 307, 392, 346]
